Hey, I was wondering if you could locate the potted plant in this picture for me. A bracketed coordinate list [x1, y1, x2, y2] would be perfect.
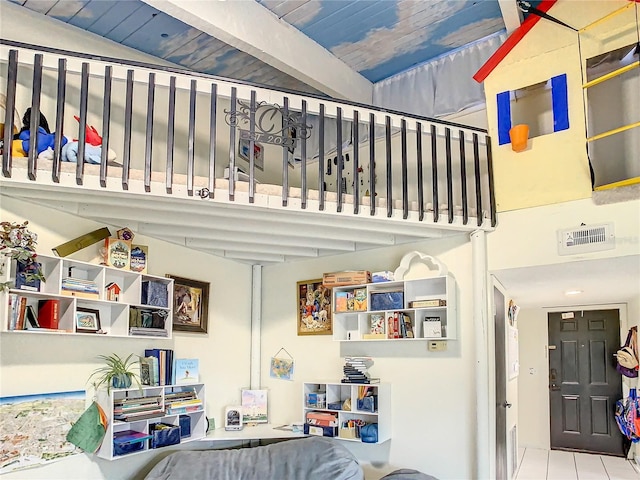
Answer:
[0, 220, 45, 292]
[88, 353, 141, 393]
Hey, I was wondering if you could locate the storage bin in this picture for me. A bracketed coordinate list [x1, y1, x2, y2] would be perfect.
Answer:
[357, 396, 377, 413]
[113, 430, 152, 456]
[141, 281, 168, 307]
[339, 427, 357, 439]
[179, 415, 191, 438]
[149, 423, 181, 449]
[370, 292, 404, 311]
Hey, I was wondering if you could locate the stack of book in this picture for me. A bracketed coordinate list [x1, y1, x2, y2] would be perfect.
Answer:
[165, 388, 202, 415]
[61, 277, 100, 299]
[341, 357, 379, 384]
[129, 327, 169, 337]
[113, 395, 164, 422]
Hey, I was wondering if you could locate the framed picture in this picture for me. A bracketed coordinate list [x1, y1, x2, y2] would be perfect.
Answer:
[238, 138, 264, 171]
[76, 307, 101, 333]
[166, 275, 209, 333]
[297, 279, 332, 336]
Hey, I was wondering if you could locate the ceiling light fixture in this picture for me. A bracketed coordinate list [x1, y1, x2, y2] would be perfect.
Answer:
[564, 289, 583, 296]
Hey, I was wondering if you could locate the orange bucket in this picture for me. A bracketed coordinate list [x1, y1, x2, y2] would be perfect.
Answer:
[509, 124, 529, 152]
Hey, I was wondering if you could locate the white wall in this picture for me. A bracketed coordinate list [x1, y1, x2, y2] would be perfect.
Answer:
[260, 235, 477, 480]
[488, 197, 640, 452]
[0, 196, 253, 480]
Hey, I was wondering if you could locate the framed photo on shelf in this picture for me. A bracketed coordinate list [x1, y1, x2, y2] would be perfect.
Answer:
[297, 279, 332, 336]
[166, 275, 209, 333]
[76, 307, 101, 333]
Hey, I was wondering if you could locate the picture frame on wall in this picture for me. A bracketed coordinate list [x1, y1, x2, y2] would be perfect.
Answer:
[297, 279, 332, 336]
[166, 275, 210, 333]
[76, 307, 101, 333]
[238, 138, 264, 171]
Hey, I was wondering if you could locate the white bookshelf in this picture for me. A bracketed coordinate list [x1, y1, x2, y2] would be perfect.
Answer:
[1, 254, 173, 339]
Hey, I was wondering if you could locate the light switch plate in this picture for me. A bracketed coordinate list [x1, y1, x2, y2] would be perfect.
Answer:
[428, 340, 447, 352]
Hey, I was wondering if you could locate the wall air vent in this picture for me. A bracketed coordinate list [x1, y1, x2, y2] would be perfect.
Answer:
[557, 223, 615, 256]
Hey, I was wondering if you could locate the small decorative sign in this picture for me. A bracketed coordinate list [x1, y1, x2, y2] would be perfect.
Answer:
[130, 245, 148, 274]
[104, 238, 131, 270]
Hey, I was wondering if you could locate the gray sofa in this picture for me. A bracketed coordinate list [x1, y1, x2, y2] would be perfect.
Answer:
[144, 437, 363, 480]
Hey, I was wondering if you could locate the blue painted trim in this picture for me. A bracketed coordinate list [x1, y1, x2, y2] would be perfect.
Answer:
[551, 74, 569, 132]
[497, 91, 511, 145]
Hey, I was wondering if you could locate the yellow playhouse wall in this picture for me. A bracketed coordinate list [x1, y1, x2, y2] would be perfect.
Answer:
[483, 0, 638, 212]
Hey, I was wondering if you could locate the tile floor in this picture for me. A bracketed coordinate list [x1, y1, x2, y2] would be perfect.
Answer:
[515, 448, 640, 480]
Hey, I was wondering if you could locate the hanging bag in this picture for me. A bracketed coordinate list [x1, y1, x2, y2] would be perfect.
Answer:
[616, 327, 638, 378]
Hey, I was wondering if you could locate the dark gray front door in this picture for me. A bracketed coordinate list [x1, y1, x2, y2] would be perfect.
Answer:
[548, 309, 624, 456]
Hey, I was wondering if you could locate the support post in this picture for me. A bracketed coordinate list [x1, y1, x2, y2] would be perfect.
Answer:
[472, 229, 494, 479]
[250, 264, 262, 389]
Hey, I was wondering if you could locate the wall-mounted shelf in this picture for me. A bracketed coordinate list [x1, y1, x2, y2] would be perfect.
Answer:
[1, 254, 173, 338]
[331, 274, 457, 342]
[96, 383, 206, 460]
[302, 382, 390, 444]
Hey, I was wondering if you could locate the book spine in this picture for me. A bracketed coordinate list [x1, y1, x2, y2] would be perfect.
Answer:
[8, 294, 18, 330]
[16, 297, 27, 330]
[393, 312, 399, 339]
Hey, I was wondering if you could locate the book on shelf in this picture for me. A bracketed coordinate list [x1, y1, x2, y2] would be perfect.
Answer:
[166, 398, 202, 408]
[172, 358, 199, 385]
[25, 305, 40, 329]
[167, 405, 202, 415]
[114, 395, 162, 407]
[401, 313, 414, 338]
[362, 333, 386, 340]
[423, 317, 443, 338]
[38, 299, 60, 329]
[369, 314, 385, 334]
[7, 293, 17, 330]
[115, 410, 166, 422]
[113, 430, 153, 444]
[15, 296, 27, 330]
[61, 290, 100, 299]
[140, 356, 160, 386]
[341, 378, 380, 384]
[140, 358, 152, 386]
[410, 299, 447, 308]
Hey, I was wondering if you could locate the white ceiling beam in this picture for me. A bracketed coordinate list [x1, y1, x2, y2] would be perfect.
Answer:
[498, 0, 524, 33]
[141, 0, 373, 102]
[144, 224, 356, 251]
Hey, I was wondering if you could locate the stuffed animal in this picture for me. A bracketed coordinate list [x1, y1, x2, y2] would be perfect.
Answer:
[73, 115, 102, 146]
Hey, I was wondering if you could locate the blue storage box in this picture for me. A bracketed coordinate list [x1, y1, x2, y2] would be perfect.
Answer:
[370, 292, 404, 311]
[142, 281, 168, 307]
[113, 430, 152, 456]
[149, 423, 181, 448]
[179, 415, 191, 438]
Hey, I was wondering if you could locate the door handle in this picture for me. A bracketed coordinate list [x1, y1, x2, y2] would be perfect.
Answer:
[503, 401, 512, 408]
[549, 368, 561, 391]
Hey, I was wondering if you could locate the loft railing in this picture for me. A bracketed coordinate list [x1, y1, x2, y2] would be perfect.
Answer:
[1, 39, 496, 228]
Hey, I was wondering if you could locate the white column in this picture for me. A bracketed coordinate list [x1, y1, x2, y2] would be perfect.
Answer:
[250, 264, 262, 389]
[472, 229, 494, 479]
